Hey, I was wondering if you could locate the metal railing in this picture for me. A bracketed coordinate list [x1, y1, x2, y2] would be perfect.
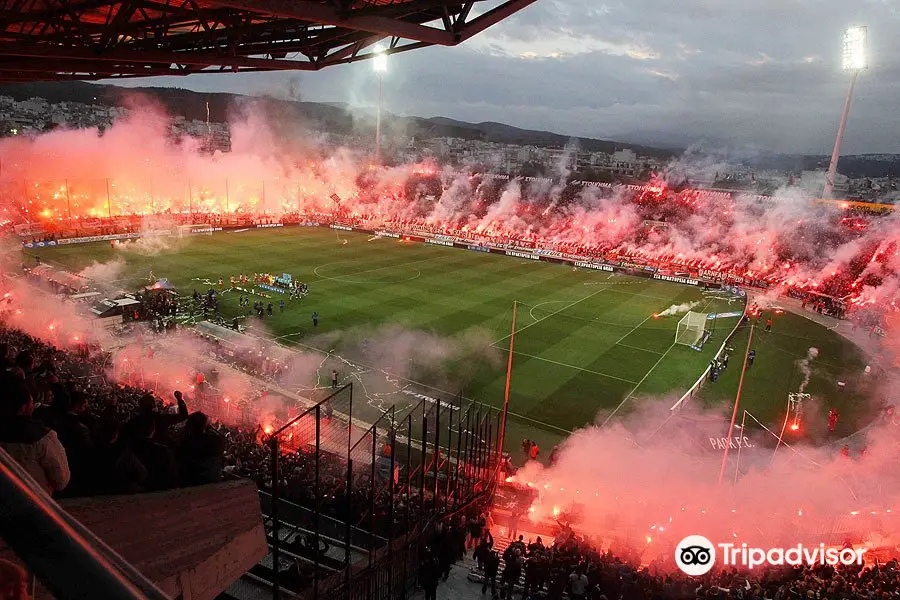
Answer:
[0, 447, 171, 600]
[263, 383, 502, 600]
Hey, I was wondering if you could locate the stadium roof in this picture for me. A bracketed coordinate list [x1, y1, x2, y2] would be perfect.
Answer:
[0, 0, 535, 82]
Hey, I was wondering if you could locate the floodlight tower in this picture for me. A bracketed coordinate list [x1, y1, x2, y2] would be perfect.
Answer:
[824, 26, 868, 198]
[372, 44, 388, 165]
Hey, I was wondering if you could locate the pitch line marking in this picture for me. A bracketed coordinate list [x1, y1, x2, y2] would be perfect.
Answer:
[492, 288, 608, 346]
[616, 342, 665, 355]
[527, 300, 570, 323]
[605, 288, 679, 301]
[247, 325, 573, 435]
[505, 350, 639, 385]
[520, 303, 650, 330]
[311, 253, 446, 284]
[614, 312, 657, 345]
[600, 296, 716, 428]
[600, 341, 679, 428]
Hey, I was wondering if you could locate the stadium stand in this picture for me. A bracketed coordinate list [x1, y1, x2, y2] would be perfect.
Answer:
[0, 319, 502, 600]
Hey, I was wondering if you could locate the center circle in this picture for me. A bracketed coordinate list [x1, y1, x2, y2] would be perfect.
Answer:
[313, 262, 422, 285]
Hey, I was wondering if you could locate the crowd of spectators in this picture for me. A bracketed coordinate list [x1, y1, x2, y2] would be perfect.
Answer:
[462, 526, 900, 600]
[0, 322, 449, 542]
[0, 325, 226, 497]
[0, 319, 491, 597]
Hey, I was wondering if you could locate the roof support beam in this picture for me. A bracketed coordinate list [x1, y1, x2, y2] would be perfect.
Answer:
[455, 0, 536, 43]
[0, 43, 318, 70]
[202, 0, 456, 45]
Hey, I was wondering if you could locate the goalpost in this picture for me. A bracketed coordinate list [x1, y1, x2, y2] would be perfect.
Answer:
[676, 311, 708, 347]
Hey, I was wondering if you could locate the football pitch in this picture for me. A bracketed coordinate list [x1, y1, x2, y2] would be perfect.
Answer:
[32, 228, 747, 448]
[696, 311, 877, 441]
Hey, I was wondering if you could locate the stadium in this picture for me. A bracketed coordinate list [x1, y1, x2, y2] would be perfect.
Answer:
[0, 4, 899, 600]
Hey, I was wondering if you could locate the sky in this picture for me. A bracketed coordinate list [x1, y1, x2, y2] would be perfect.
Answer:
[108, 0, 900, 155]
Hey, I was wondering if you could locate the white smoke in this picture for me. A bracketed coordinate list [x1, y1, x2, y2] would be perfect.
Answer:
[657, 301, 700, 317]
[797, 347, 820, 394]
[78, 257, 125, 282]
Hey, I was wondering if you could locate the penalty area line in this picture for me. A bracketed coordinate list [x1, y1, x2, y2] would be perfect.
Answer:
[492, 288, 608, 346]
[502, 349, 639, 385]
[616, 342, 664, 356]
[247, 325, 573, 434]
[599, 341, 678, 428]
[614, 312, 657, 345]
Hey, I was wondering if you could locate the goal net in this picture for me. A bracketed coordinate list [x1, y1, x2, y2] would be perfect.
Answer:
[676, 311, 708, 347]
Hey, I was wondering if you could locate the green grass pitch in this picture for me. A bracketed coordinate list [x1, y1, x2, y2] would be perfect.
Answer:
[695, 311, 875, 441]
[27, 227, 867, 453]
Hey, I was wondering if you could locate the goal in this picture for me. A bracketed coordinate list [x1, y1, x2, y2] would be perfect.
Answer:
[676, 311, 708, 347]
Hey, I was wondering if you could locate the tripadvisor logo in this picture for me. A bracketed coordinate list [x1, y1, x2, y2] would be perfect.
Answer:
[675, 535, 867, 575]
[676, 535, 716, 576]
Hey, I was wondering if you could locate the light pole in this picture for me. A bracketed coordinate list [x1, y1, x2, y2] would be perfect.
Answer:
[373, 44, 387, 165]
[824, 26, 868, 198]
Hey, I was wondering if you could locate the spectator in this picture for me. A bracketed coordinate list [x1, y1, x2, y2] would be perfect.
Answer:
[175, 412, 224, 486]
[52, 391, 94, 496]
[124, 390, 188, 444]
[522, 549, 546, 599]
[130, 417, 178, 491]
[499, 547, 523, 599]
[569, 566, 590, 600]
[468, 513, 486, 550]
[419, 546, 440, 600]
[88, 417, 147, 495]
[473, 533, 493, 571]
[482, 549, 500, 597]
[0, 379, 70, 495]
[549, 444, 561, 465]
[509, 534, 526, 556]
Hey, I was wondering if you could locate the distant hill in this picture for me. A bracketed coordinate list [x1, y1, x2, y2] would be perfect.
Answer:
[0, 81, 675, 158]
[412, 116, 670, 157]
[1, 81, 898, 175]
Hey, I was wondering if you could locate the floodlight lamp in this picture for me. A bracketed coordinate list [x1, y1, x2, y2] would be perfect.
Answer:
[842, 26, 868, 71]
[373, 44, 388, 73]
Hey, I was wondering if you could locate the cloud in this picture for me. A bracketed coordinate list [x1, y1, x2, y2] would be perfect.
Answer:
[104, 0, 900, 153]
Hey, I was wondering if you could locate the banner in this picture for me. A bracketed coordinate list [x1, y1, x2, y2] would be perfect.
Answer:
[573, 261, 613, 272]
[55, 232, 145, 245]
[15, 223, 45, 236]
[707, 312, 743, 320]
[506, 250, 540, 260]
[255, 223, 283, 228]
[427, 239, 454, 247]
[654, 273, 699, 285]
[330, 224, 353, 231]
[720, 285, 747, 297]
[573, 181, 614, 188]
[259, 283, 286, 294]
[468, 245, 490, 253]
